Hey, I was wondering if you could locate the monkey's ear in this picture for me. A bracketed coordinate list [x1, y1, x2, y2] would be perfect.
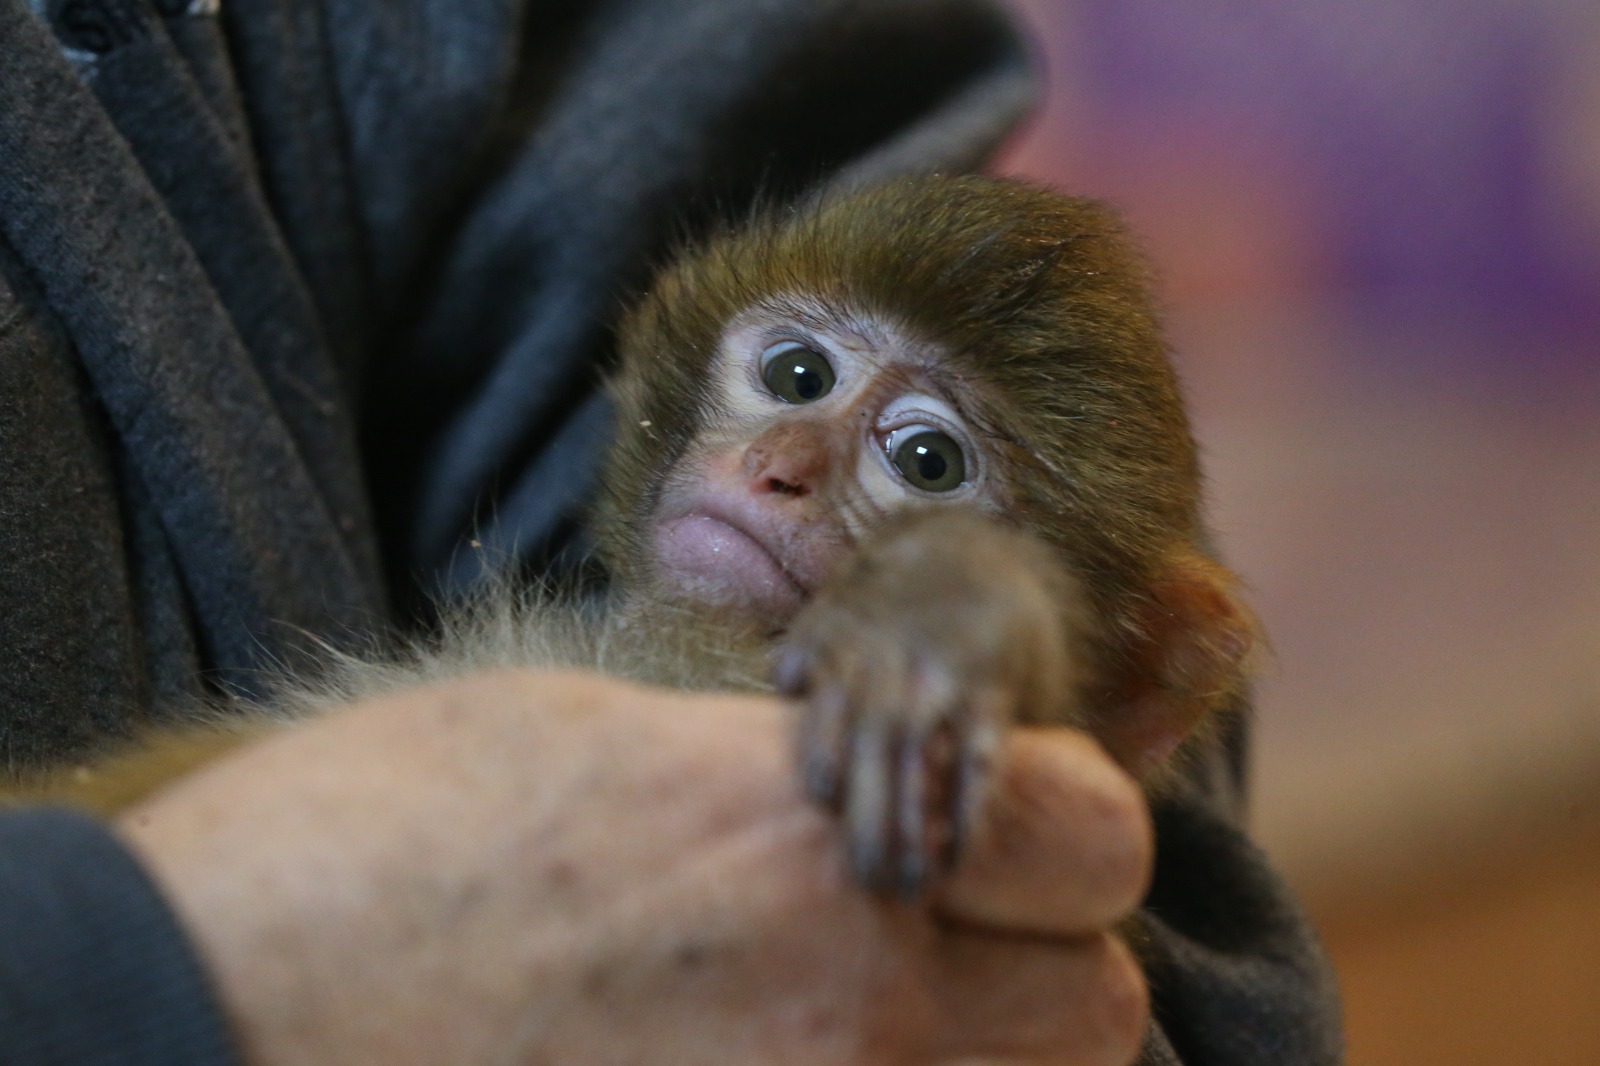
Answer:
[1099, 551, 1259, 781]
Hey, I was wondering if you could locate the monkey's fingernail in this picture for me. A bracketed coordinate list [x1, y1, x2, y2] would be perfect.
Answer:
[896, 835, 929, 901]
[803, 751, 841, 806]
[772, 645, 811, 695]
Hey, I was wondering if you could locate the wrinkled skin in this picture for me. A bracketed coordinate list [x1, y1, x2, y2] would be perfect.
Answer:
[119, 671, 1153, 1066]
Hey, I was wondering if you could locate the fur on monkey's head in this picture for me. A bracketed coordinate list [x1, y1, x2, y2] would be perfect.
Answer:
[600, 174, 1202, 603]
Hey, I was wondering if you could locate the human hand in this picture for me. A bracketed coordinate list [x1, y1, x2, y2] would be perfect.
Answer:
[116, 670, 1150, 1065]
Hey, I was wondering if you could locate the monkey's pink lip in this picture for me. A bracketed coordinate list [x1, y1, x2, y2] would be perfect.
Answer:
[654, 512, 807, 616]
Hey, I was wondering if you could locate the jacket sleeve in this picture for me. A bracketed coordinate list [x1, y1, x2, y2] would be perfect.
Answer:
[0, 808, 237, 1065]
[302, 0, 1039, 599]
[1118, 710, 1344, 1065]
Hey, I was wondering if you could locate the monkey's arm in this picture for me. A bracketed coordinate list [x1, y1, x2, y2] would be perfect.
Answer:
[775, 507, 1256, 898]
[774, 507, 1092, 896]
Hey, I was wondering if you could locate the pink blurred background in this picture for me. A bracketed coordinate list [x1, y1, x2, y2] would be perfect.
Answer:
[995, 3, 1600, 1062]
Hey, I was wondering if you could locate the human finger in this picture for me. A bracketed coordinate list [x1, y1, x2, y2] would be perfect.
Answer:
[938, 727, 1152, 936]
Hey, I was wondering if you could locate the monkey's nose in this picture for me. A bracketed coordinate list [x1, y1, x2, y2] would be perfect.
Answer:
[747, 453, 815, 497]
[742, 430, 828, 498]
[762, 476, 808, 498]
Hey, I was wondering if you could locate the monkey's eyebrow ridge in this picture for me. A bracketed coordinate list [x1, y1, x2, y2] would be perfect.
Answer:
[755, 294, 894, 354]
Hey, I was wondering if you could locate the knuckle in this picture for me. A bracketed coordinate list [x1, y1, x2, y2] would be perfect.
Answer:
[1086, 774, 1153, 910]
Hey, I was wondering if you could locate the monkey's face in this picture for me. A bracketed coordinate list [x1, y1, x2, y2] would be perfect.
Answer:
[644, 298, 1008, 627]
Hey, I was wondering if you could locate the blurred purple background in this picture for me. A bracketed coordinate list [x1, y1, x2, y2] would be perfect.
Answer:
[993, 0, 1600, 858]
[1002, 1, 1600, 375]
[993, 6, 1600, 1060]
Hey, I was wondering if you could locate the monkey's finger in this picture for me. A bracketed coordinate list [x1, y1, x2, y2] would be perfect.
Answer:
[894, 720, 931, 899]
[771, 641, 813, 696]
[895, 715, 970, 899]
[938, 728, 1152, 938]
[797, 678, 852, 807]
[948, 687, 1005, 862]
[844, 716, 897, 893]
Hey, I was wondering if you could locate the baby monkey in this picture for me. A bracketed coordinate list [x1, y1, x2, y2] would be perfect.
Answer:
[597, 174, 1257, 894]
[19, 175, 1258, 899]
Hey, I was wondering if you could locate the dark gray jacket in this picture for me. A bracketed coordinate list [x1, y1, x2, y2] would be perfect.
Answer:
[0, 0, 1341, 1061]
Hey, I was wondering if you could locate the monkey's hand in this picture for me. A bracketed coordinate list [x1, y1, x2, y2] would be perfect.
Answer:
[774, 508, 1088, 899]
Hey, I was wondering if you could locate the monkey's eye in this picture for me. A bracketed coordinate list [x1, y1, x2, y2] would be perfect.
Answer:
[759, 342, 836, 404]
[886, 426, 967, 493]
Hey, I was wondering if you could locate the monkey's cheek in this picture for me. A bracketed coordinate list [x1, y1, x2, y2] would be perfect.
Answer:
[654, 515, 805, 620]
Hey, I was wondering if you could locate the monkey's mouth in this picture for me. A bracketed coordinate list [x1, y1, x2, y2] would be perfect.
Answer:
[653, 512, 807, 618]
